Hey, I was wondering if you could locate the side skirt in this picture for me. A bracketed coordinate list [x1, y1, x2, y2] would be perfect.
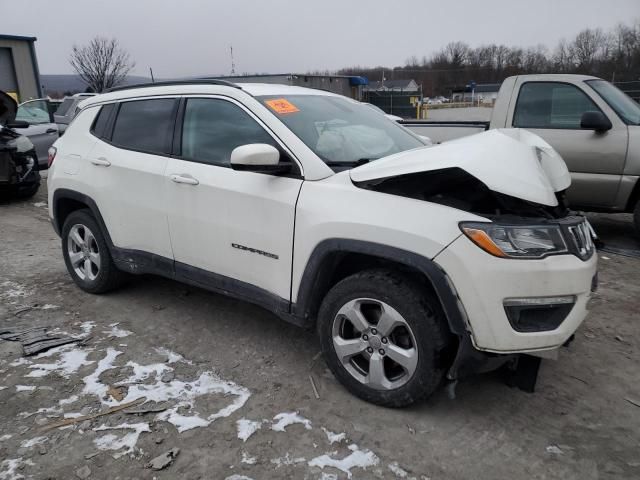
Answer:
[112, 247, 306, 328]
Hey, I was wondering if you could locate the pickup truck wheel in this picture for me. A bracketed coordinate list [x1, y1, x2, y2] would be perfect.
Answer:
[61, 209, 124, 294]
[317, 269, 449, 407]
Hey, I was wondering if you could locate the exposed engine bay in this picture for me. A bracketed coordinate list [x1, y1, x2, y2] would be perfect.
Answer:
[0, 124, 41, 198]
[355, 167, 570, 220]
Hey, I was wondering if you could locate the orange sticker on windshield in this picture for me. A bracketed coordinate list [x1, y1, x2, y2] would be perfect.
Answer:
[265, 98, 300, 114]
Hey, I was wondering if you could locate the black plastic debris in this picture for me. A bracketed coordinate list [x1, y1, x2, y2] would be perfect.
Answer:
[0, 326, 80, 356]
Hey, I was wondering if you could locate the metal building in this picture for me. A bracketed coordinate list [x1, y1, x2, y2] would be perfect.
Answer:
[208, 74, 369, 100]
[0, 34, 42, 102]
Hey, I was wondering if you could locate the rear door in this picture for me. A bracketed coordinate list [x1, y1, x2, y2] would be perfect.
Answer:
[164, 96, 302, 303]
[16, 99, 59, 168]
[509, 80, 627, 208]
[85, 98, 177, 260]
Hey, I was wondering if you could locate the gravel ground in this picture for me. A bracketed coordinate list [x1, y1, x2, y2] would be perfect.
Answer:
[0, 184, 639, 480]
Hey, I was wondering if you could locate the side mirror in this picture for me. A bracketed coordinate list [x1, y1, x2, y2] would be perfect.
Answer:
[230, 143, 291, 174]
[6, 120, 30, 129]
[581, 111, 612, 132]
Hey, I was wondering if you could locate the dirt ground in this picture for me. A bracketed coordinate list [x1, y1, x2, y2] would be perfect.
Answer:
[1, 183, 639, 480]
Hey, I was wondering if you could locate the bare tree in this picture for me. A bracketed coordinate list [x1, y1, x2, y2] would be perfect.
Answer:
[69, 37, 135, 93]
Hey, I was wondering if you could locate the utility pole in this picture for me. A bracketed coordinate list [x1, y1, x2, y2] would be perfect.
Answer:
[149, 67, 155, 83]
[230, 45, 236, 76]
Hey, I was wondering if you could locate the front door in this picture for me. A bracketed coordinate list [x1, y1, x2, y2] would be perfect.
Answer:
[511, 80, 627, 208]
[165, 97, 302, 303]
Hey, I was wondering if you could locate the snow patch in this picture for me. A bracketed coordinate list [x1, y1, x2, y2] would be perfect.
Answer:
[39, 304, 59, 310]
[241, 451, 257, 465]
[19, 436, 47, 449]
[237, 418, 264, 442]
[308, 444, 380, 479]
[15, 386, 36, 392]
[59, 395, 79, 406]
[322, 427, 346, 444]
[0, 435, 12, 441]
[0, 458, 30, 480]
[546, 445, 564, 455]
[82, 348, 122, 399]
[388, 461, 414, 478]
[33, 202, 47, 208]
[103, 323, 132, 338]
[27, 347, 93, 378]
[155, 347, 192, 364]
[270, 452, 306, 468]
[0, 281, 32, 300]
[271, 412, 312, 432]
[225, 476, 254, 480]
[93, 422, 151, 458]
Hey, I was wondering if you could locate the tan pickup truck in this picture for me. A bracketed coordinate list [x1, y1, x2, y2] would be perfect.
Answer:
[403, 74, 640, 237]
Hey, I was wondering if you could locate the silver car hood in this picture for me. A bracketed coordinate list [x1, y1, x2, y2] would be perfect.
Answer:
[350, 129, 572, 207]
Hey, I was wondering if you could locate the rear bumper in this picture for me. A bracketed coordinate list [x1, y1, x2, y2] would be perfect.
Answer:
[435, 234, 598, 353]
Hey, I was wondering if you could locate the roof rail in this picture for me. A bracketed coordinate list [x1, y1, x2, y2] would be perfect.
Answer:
[106, 79, 241, 93]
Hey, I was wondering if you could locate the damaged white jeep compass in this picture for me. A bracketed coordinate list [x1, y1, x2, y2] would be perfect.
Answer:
[47, 80, 597, 407]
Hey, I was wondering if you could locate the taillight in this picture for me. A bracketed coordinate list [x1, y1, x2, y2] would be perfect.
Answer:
[47, 146, 57, 167]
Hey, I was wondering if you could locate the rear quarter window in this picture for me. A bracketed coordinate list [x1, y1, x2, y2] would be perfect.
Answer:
[90, 104, 115, 139]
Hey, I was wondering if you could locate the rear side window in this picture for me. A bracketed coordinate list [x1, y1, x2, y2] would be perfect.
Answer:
[90, 104, 115, 139]
[513, 82, 602, 129]
[111, 99, 177, 155]
[180, 98, 277, 167]
[55, 98, 75, 116]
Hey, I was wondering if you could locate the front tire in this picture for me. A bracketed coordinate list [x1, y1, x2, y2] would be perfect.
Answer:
[61, 209, 124, 293]
[317, 269, 450, 407]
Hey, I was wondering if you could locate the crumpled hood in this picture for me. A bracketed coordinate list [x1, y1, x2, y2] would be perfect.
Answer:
[0, 90, 18, 125]
[350, 128, 571, 207]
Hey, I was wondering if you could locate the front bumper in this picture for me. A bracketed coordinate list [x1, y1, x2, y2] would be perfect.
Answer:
[434, 234, 598, 353]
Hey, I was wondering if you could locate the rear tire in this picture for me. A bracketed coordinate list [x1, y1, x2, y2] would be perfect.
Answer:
[317, 269, 450, 407]
[61, 209, 125, 293]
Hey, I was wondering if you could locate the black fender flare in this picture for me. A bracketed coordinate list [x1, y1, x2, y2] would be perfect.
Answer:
[292, 238, 468, 338]
[51, 189, 114, 247]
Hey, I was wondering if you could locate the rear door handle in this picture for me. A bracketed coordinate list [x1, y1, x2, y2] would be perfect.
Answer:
[90, 157, 111, 167]
[170, 174, 199, 185]
[46, 128, 57, 134]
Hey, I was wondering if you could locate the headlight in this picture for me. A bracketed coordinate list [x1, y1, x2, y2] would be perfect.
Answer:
[460, 222, 568, 259]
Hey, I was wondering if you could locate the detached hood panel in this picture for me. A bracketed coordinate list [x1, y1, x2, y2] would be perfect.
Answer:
[0, 90, 18, 125]
[350, 128, 571, 207]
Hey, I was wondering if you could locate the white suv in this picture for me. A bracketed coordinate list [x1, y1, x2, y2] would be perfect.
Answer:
[47, 80, 597, 406]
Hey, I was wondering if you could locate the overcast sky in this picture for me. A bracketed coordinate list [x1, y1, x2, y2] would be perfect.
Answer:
[4, 0, 639, 77]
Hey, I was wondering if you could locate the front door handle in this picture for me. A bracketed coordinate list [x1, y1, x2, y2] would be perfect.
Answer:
[90, 157, 111, 167]
[170, 174, 199, 185]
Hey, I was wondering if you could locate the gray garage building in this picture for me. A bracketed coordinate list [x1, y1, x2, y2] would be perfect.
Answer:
[0, 34, 42, 102]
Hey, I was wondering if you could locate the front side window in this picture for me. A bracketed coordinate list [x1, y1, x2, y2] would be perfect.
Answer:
[257, 94, 423, 169]
[16, 99, 51, 124]
[513, 82, 602, 129]
[586, 79, 640, 126]
[111, 98, 176, 155]
[180, 98, 277, 167]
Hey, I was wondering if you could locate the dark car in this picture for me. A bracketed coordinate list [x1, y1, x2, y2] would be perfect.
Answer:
[0, 90, 41, 199]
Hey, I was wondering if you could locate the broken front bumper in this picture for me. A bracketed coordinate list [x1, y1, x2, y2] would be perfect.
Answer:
[434, 233, 598, 353]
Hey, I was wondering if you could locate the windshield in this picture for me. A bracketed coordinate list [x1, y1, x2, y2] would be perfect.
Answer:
[16, 100, 51, 125]
[586, 80, 640, 126]
[257, 95, 424, 168]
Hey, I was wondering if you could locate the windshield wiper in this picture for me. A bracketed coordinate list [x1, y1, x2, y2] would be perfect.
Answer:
[324, 158, 374, 167]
